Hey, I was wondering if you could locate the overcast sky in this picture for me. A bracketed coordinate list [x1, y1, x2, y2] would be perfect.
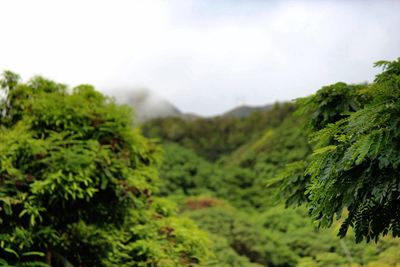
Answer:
[1, 0, 399, 116]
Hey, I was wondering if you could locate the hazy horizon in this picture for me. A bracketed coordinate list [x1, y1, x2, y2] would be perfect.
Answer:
[1, 0, 399, 116]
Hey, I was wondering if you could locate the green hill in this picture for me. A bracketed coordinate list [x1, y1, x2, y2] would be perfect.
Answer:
[142, 73, 400, 266]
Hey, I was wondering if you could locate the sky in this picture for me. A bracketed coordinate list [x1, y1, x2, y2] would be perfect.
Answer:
[0, 0, 399, 116]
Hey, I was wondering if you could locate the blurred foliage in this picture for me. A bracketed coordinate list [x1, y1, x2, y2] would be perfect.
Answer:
[143, 102, 295, 161]
[157, 144, 218, 196]
[145, 58, 400, 266]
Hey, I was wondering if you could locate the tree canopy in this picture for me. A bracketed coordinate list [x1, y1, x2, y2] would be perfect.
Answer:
[278, 58, 400, 242]
[0, 72, 209, 266]
[1, 58, 400, 267]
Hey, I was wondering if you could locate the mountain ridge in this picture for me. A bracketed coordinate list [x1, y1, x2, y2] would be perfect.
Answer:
[114, 89, 275, 121]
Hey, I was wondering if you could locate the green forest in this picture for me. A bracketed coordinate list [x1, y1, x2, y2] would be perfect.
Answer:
[1, 59, 399, 267]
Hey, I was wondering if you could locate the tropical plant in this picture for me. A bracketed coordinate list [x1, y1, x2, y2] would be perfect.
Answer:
[304, 59, 400, 242]
[276, 58, 400, 242]
[0, 72, 209, 266]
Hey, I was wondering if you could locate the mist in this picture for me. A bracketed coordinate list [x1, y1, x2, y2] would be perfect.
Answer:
[112, 88, 182, 121]
[0, 0, 399, 115]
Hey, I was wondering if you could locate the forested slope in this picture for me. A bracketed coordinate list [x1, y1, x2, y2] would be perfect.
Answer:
[1, 58, 399, 267]
[143, 111, 400, 267]
[142, 59, 400, 267]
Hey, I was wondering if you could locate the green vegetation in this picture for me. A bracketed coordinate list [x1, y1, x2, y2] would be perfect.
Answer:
[304, 60, 400, 243]
[143, 102, 294, 162]
[277, 59, 400, 243]
[1, 58, 399, 266]
[143, 59, 400, 266]
[0, 73, 209, 266]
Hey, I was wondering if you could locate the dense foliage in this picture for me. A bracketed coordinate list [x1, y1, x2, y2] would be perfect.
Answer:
[275, 59, 400, 242]
[1, 58, 399, 267]
[304, 59, 400, 242]
[143, 103, 294, 161]
[143, 59, 400, 266]
[0, 72, 209, 266]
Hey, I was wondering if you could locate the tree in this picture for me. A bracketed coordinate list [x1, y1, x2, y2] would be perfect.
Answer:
[281, 58, 400, 242]
[273, 82, 370, 208]
[0, 72, 209, 266]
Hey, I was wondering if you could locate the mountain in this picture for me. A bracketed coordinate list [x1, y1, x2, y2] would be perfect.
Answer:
[221, 104, 273, 118]
[113, 89, 183, 121]
[113, 89, 273, 121]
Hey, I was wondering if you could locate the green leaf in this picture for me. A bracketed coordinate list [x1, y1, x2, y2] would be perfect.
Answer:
[22, 251, 45, 257]
[4, 248, 19, 259]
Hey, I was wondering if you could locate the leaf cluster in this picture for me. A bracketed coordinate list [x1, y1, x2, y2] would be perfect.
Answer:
[0, 73, 210, 266]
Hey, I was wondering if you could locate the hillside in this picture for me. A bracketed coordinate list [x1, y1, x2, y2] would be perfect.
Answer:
[142, 102, 295, 161]
[2, 59, 400, 266]
[142, 69, 400, 266]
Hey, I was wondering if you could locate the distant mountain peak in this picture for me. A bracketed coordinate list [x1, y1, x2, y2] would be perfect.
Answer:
[221, 104, 272, 118]
[112, 88, 182, 121]
[111, 88, 272, 121]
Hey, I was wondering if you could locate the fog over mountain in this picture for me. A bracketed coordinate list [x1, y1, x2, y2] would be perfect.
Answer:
[1, 0, 399, 116]
[112, 89, 182, 121]
[113, 89, 274, 121]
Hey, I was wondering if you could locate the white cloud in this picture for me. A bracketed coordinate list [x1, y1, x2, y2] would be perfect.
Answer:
[1, 0, 399, 115]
